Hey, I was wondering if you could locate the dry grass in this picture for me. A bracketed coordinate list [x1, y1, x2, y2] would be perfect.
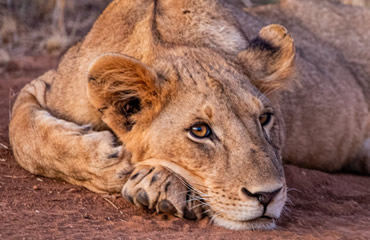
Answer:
[0, 0, 110, 57]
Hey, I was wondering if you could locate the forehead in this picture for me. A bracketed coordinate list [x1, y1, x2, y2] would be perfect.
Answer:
[155, 48, 267, 115]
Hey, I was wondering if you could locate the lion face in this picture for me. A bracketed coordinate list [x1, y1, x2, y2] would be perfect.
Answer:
[141, 63, 287, 230]
[87, 25, 295, 230]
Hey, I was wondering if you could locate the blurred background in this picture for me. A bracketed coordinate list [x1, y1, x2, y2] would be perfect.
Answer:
[0, 0, 369, 65]
[0, 0, 110, 58]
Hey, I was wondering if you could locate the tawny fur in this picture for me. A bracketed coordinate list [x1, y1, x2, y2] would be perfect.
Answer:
[9, 0, 369, 230]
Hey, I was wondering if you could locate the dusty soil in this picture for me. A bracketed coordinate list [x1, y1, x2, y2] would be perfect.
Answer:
[1, 0, 370, 238]
[0, 56, 369, 240]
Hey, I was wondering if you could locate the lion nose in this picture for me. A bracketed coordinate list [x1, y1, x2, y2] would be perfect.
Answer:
[241, 187, 282, 207]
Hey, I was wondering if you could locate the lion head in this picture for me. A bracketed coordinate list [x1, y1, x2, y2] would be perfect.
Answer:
[86, 24, 296, 230]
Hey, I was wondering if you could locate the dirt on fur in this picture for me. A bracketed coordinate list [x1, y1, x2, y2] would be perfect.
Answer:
[1, 0, 370, 239]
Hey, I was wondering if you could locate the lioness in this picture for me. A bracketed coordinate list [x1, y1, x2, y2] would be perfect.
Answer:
[9, 0, 369, 230]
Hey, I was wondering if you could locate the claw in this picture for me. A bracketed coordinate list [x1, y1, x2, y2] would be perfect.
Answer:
[158, 200, 177, 214]
[123, 189, 134, 204]
[122, 165, 204, 220]
[136, 189, 149, 207]
[182, 207, 197, 220]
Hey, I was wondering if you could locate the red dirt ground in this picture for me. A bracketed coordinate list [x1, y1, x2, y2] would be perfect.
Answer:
[1, 56, 369, 239]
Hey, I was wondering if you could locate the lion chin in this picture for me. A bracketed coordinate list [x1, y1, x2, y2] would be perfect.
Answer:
[212, 216, 276, 230]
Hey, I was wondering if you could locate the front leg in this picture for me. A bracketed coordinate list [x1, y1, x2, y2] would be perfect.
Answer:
[9, 73, 134, 193]
[122, 165, 204, 220]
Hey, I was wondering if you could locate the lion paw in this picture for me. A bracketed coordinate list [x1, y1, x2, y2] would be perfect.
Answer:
[80, 130, 134, 193]
[122, 165, 203, 220]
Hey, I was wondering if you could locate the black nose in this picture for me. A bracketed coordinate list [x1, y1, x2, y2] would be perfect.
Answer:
[241, 187, 282, 207]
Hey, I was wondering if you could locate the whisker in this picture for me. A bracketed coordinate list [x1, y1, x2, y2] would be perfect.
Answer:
[209, 212, 222, 225]
[168, 189, 209, 200]
[162, 166, 215, 193]
[285, 194, 295, 206]
[177, 195, 210, 206]
[188, 196, 209, 201]
[182, 198, 203, 204]
[287, 187, 301, 193]
[202, 208, 213, 215]
[163, 166, 209, 198]
[189, 202, 211, 211]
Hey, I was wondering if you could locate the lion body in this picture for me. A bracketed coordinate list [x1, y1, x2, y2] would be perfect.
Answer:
[9, 0, 370, 230]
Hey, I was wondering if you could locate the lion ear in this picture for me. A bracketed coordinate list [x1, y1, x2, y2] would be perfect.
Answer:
[238, 24, 296, 94]
[87, 54, 160, 133]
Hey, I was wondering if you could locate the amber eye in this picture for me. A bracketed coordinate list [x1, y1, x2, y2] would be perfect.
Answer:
[259, 113, 273, 127]
[190, 123, 211, 138]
